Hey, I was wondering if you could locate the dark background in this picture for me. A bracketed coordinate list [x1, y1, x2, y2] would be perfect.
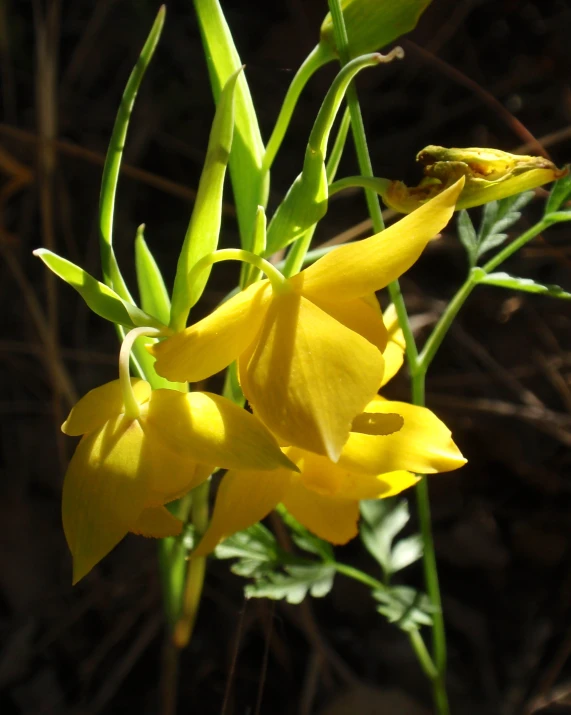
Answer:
[1, 0, 571, 713]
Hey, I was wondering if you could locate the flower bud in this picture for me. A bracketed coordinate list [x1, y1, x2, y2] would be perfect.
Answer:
[320, 0, 432, 60]
[383, 146, 568, 213]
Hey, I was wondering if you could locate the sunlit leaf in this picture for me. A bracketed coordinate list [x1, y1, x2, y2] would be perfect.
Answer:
[475, 270, 571, 300]
[34, 249, 164, 330]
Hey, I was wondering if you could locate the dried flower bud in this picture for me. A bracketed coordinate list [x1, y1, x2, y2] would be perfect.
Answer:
[383, 146, 568, 213]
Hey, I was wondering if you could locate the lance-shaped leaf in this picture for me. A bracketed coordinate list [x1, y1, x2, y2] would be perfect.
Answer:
[193, 0, 267, 250]
[34, 249, 165, 329]
[474, 269, 571, 300]
[320, 0, 432, 60]
[266, 53, 383, 255]
[169, 68, 240, 331]
[99, 7, 165, 300]
[134, 227, 186, 391]
[135, 225, 170, 325]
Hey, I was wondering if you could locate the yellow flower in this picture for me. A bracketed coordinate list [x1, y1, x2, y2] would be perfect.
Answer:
[62, 379, 295, 583]
[151, 179, 464, 462]
[193, 311, 465, 555]
[383, 146, 567, 213]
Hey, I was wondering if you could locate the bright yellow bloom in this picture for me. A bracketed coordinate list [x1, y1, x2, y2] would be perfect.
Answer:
[383, 146, 567, 213]
[193, 312, 466, 555]
[62, 379, 295, 583]
[151, 179, 464, 462]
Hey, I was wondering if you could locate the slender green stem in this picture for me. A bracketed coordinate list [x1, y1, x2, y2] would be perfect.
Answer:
[186, 248, 288, 306]
[333, 562, 385, 591]
[173, 480, 210, 648]
[408, 629, 438, 681]
[326, 1, 447, 711]
[417, 218, 550, 375]
[416, 270, 479, 374]
[483, 218, 548, 273]
[262, 44, 331, 175]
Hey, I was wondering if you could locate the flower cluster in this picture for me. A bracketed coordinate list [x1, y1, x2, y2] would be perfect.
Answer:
[58, 176, 470, 582]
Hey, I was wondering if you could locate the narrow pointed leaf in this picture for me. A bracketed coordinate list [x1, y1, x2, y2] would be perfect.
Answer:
[34, 249, 165, 329]
[266, 53, 383, 254]
[135, 225, 170, 325]
[99, 6, 165, 299]
[169, 68, 241, 330]
[193, 0, 267, 249]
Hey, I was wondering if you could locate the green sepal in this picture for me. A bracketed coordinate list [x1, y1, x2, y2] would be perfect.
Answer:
[34, 249, 165, 330]
[474, 269, 571, 300]
[99, 6, 165, 300]
[135, 225, 170, 325]
[193, 0, 268, 250]
[169, 68, 241, 331]
[320, 0, 432, 60]
[266, 53, 382, 255]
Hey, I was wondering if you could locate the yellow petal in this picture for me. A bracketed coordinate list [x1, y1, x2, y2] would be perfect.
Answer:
[153, 463, 213, 507]
[290, 448, 417, 501]
[62, 379, 151, 436]
[351, 411, 403, 435]
[131, 506, 183, 537]
[193, 468, 291, 556]
[306, 292, 388, 353]
[62, 416, 152, 583]
[239, 290, 385, 461]
[339, 398, 466, 475]
[295, 178, 464, 302]
[144, 389, 297, 471]
[381, 303, 406, 386]
[282, 477, 359, 545]
[149, 281, 270, 383]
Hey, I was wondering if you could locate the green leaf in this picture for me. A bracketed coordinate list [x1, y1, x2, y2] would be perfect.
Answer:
[193, 0, 268, 251]
[266, 53, 383, 255]
[99, 6, 165, 300]
[245, 563, 335, 604]
[360, 499, 420, 578]
[169, 68, 241, 331]
[134, 225, 170, 325]
[475, 191, 534, 261]
[545, 170, 571, 215]
[34, 249, 165, 330]
[373, 586, 434, 631]
[476, 270, 571, 299]
[457, 210, 478, 266]
[320, 0, 433, 60]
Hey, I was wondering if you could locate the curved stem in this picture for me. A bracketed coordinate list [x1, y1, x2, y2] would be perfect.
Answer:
[187, 248, 287, 300]
[333, 562, 385, 591]
[262, 44, 332, 175]
[408, 629, 438, 681]
[119, 326, 162, 418]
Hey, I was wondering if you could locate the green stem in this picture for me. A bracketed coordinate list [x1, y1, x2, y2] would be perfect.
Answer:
[416, 218, 550, 375]
[408, 629, 439, 681]
[326, 0, 447, 711]
[283, 108, 352, 278]
[333, 562, 385, 591]
[173, 480, 210, 648]
[262, 43, 331, 175]
[482, 218, 548, 273]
